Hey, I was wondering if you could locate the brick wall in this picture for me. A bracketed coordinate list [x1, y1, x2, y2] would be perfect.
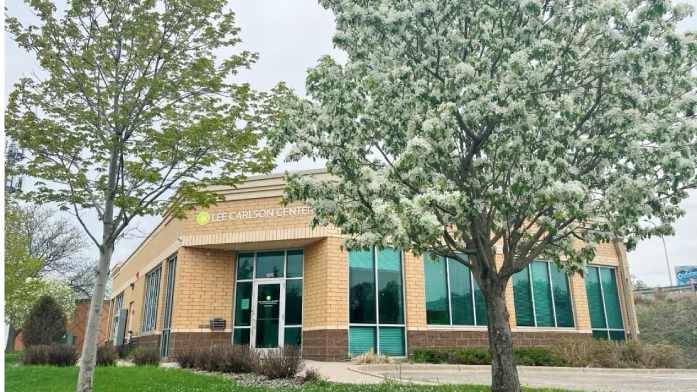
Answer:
[171, 247, 234, 330]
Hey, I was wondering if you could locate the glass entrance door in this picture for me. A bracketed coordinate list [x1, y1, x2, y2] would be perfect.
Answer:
[252, 281, 284, 348]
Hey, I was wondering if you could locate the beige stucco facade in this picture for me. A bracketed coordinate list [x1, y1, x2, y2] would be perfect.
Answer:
[108, 169, 637, 360]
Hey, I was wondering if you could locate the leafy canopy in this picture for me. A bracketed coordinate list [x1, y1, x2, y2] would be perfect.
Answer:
[273, 0, 697, 276]
[5, 201, 77, 329]
[22, 295, 69, 347]
[6, 0, 278, 248]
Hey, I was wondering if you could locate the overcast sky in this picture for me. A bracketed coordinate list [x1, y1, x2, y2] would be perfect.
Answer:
[5, 0, 697, 287]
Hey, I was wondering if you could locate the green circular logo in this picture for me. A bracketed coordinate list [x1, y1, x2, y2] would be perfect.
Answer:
[196, 211, 210, 225]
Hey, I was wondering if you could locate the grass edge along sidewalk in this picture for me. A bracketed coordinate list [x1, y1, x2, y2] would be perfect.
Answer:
[4, 355, 578, 392]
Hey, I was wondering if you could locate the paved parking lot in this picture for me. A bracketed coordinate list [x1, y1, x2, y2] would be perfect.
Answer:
[353, 364, 697, 392]
[305, 361, 697, 392]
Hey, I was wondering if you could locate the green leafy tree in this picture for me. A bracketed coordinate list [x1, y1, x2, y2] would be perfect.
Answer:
[22, 295, 69, 347]
[6, 0, 276, 390]
[5, 201, 42, 352]
[6, 274, 76, 352]
[272, 1, 697, 391]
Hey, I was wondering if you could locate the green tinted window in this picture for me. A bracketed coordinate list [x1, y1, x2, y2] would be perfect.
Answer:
[349, 326, 376, 356]
[256, 251, 284, 278]
[233, 328, 250, 345]
[377, 248, 403, 324]
[585, 267, 606, 329]
[514, 261, 574, 328]
[378, 327, 405, 356]
[285, 279, 302, 325]
[600, 268, 624, 329]
[586, 266, 625, 340]
[473, 278, 488, 325]
[284, 327, 302, 346]
[513, 266, 534, 326]
[448, 259, 475, 325]
[234, 282, 252, 326]
[424, 254, 450, 324]
[550, 264, 574, 327]
[531, 262, 554, 327]
[237, 253, 254, 280]
[349, 249, 376, 324]
[286, 250, 303, 278]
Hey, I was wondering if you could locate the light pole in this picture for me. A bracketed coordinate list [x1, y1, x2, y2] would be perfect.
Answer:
[661, 235, 674, 287]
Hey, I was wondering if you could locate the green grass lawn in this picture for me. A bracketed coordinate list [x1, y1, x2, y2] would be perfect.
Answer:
[5, 354, 574, 392]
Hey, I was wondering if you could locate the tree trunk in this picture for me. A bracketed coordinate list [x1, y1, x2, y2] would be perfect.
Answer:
[6, 325, 17, 353]
[484, 285, 521, 392]
[76, 242, 113, 392]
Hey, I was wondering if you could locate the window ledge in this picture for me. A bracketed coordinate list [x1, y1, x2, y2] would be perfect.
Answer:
[425, 325, 488, 331]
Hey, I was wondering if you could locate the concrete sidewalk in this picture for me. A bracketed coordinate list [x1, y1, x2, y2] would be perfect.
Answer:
[305, 361, 697, 392]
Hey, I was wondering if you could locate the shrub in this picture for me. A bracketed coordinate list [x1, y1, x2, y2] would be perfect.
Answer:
[174, 347, 201, 369]
[351, 348, 392, 364]
[514, 347, 564, 366]
[254, 345, 303, 379]
[411, 348, 491, 365]
[550, 338, 684, 368]
[131, 346, 160, 366]
[115, 344, 132, 359]
[22, 296, 67, 347]
[303, 367, 323, 383]
[96, 345, 118, 366]
[448, 348, 491, 365]
[23, 344, 77, 366]
[636, 294, 697, 368]
[174, 345, 255, 373]
[411, 348, 449, 363]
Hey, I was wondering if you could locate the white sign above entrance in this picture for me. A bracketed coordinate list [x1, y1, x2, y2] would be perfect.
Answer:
[195, 206, 313, 225]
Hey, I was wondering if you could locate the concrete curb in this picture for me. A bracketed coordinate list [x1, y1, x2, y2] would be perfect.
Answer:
[356, 363, 697, 374]
[346, 366, 439, 385]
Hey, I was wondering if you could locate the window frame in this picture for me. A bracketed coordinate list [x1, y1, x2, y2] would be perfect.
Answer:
[513, 260, 576, 329]
[347, 247, 407, 357]
[231, 249, 304, 348]
[586, 265, 626, 340]
[140, 264, 162, 333]
[423, 254, 487, 328]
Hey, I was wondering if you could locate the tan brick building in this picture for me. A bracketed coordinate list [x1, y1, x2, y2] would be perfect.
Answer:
[108, 169, 638, 360]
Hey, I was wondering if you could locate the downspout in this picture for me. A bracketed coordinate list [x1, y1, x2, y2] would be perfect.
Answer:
[612, 239, 640, 339]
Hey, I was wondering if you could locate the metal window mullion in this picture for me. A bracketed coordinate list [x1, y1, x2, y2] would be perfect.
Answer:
[529, 266, 537, 327]
[445, 257, 453, 326]
[547, 262, 558, 328]
[373, 247, 380, 354]
[470, 269, 477, 326]
[597, 267, 611, 333]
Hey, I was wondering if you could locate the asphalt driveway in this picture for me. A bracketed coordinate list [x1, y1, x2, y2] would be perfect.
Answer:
[350, 364, 697, 392]
[310, 362, 697, 392]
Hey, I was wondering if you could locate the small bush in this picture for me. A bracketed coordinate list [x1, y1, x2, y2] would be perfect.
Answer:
[174, 348, 200, 369]
[303, 367, 323, 383]
[115, 344, 132, 359]
[254, 345, 303, 379]
[514, 347, 564, 366]
[174, 345, 255, 373]
[22, 296, 67, 347]
[412, 348, 449, 363]
[352, 348, 392, 364]
[131, 346, 160, 366]
[550, 338, 684, 368]
[449, 348, 491, 365]
[96, 345, 118, 366]
[23, 344, 77, 366]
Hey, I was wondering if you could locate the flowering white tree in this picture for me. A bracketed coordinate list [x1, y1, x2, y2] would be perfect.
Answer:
[272, 1, 697, 391]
